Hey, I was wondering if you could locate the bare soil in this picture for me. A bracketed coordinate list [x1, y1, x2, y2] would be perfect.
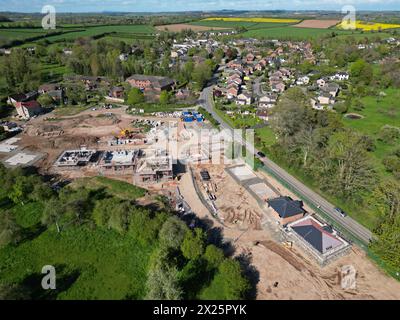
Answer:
[155, 24, 229, 32]
[294, 20, 340, 29]
[179, 167, 400, 300]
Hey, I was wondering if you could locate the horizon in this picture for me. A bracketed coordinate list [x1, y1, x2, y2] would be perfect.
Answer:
[0, 0, 399, 13]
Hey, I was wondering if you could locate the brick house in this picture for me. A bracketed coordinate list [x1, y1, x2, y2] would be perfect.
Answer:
[267, 196, 306, 225]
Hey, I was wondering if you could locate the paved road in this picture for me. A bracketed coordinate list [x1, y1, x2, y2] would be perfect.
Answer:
[252, 76, 265, 97]
[198, 84, 373, 244]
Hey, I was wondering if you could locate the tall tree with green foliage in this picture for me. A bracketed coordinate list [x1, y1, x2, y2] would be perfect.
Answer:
[127, 87, 145, 105]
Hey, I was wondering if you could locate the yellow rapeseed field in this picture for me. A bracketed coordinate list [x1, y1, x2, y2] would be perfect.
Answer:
[203, 17, 300, 23]
[338, 20, 400, 31]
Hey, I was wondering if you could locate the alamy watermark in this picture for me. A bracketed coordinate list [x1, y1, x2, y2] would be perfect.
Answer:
[341, 5, 356, 30]
[41, 265, 56, 290]
[41, 5, 56, 30]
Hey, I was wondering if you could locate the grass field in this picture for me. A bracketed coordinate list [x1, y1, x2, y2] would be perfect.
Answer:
[343, 88, 400, 176]
[202, 17, 300, 23]
[1, 25, 155, 47]
[0, 177, 152, 300]
[41, 25, 155, 42]
[190, 20, 292, 30]
[70, 176, 146, 200]
[241, 26, 353, 40]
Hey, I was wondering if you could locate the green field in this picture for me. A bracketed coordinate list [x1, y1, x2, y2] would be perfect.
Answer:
[190, 20, 292, 30]
[0, 176, 152, 299]
[343, 88, 400, 176]
[41, 25, 155, 42]
[241, 26, 354, 40]
[0, 25, 155, 47]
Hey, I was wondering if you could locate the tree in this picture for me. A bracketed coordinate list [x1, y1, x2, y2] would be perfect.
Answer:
[145, 247, 183, 300]
[65, 83, 87, 105]
[204, 245, 225, 270]
[159, 90, 170, 104]
[350, 59, 373, 84]
[0, 211, 22, 248]
[181, 228, 205, 260]
[37, 94, 54, 108]
[159, 216, 188, 250]
[127, 87, 145, 105]
[370, 180, 400, 224]
[200, 259, 250, 299]
[42, 198, 64, 233]
[321, 130, 376, 199]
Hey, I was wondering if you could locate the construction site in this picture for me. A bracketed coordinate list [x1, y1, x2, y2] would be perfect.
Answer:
[4, 103, 400, 300]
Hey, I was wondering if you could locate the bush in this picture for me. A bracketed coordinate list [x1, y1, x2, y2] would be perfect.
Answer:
[378, 125, 400, 144]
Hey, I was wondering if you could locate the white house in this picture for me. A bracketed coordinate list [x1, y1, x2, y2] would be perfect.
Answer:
[330, 72, 349, 81]
[236, 93, 253, 105]
[296, 76, 310, 86]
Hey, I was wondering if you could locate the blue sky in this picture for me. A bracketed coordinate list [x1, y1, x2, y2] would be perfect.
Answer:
[1, 0, 399, 12]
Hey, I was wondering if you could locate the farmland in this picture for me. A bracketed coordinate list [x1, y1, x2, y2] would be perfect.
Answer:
[190, 19, 295, 30]
[202, 17, 300, 23]
[338, 20, 400, 31]
[241, 26, 353, 40]
[0, 24, 155, 47]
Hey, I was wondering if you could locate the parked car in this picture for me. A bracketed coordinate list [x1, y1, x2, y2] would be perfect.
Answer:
[334, 207, 347, 218]
[257, 151, 266, 158]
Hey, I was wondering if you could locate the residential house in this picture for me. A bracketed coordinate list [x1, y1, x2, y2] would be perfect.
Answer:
[321, 82, 340, 97]
[7, 92, 38, 106]
[236, 92, 252, 106]
[246, 53, 255, 63]
[226, 87, 239, 99]
[175, 89, 191, 100]
[259, 93, 277, 109]
[110, 86, 125, 99]
[267, 196, 306, 225]
[296, 76, 310, 86]
[15, 100, 43, 119]
[330, 72, 349, 81]
[126, 75, 175, 97]
[256, 109, 270, 121]
[317, 92, 335, 105]
[317, 78, 327, 88]
[271, 82, 286, 93]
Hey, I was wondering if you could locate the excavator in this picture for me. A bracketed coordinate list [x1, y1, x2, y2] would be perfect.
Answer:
[119, 129, 135, 139]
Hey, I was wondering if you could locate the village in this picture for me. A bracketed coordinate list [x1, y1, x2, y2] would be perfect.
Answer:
[1, 26, 400, 300]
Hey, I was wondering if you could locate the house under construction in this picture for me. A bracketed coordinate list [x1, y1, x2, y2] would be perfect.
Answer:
[54, 148, 97, 167]
[99, 149, 143, 173]
[134, 149, 173, 183]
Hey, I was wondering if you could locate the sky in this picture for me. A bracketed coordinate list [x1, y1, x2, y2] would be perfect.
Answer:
[1, 0, 399, 13]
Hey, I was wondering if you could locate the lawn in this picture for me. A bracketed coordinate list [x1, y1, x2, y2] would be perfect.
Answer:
[70, 176, 146, 200]
[0, 225, 153, 299]
[343, 88, 400, 176]
[255, 126, 276, 149]
[0, 176, 152, 299]
[52, 105, 91, 116]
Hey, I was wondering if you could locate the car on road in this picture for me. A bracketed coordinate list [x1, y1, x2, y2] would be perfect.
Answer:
[334, 207, 347, 218]
[257, 151, 266, 158]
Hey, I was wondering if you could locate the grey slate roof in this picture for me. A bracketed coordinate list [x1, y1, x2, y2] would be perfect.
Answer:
[267, 196, 305, 218]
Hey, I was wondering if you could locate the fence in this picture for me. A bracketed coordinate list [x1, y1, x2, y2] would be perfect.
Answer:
[258, 165, 400, 281]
